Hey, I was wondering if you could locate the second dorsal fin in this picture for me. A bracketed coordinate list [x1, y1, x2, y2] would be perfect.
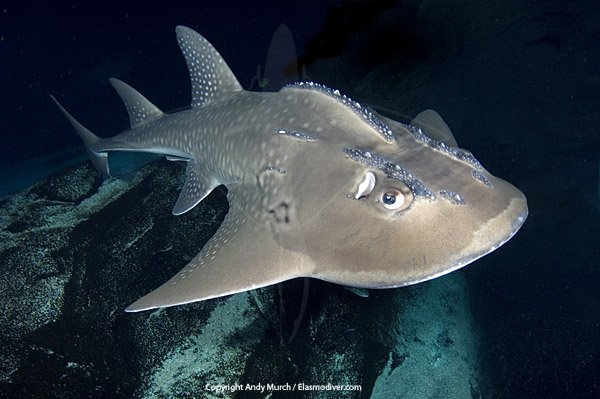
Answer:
[109, 78, 164, 129]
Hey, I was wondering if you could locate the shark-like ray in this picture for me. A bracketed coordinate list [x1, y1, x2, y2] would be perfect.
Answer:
[52, 26, 528, 312]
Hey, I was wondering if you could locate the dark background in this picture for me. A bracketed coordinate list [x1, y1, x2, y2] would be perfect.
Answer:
[0, 0, 345, 165]
[1, 0, 599, 398]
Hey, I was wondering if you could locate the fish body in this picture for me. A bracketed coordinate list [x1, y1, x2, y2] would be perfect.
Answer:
[53, 26, 527, 312]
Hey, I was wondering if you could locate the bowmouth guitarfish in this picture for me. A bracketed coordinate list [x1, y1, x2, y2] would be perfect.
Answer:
[52, 26, 528, 312]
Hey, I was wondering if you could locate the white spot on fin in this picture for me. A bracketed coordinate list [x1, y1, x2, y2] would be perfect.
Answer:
[109, 78, 164, 129]
[175, 26, 243, 108]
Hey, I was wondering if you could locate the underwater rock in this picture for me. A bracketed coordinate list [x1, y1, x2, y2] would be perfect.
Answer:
[0, 158, 480, 398]
[0, 159, 230, 397]
[0, 161, 122, 383]
[371, 276, 479, 398]
[138, 292, 271, 399]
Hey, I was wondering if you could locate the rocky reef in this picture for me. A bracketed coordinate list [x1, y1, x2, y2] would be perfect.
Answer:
[0, 159, 479, 398]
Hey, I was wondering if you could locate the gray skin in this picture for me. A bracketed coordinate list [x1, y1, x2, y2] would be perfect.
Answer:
[53, 26, 528, 312]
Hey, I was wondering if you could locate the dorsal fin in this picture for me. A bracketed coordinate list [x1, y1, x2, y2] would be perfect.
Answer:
[410, 109, 459, 148]
[175, 26, 243, 108]
[109, 78, 164, 129]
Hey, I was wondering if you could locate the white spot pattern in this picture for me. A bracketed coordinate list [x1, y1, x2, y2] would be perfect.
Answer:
[109, 78, 163, 129]
[175, 26, 242, 108]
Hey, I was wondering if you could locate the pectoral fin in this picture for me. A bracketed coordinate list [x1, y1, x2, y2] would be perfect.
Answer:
[126, 183, 315, 312]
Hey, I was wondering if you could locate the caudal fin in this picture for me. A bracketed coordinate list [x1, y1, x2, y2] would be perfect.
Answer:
[50, 96, 110, 177]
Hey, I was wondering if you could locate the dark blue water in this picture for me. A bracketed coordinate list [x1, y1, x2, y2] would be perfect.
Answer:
[0, 0, 348, 195]
[1, 0, 599, 398]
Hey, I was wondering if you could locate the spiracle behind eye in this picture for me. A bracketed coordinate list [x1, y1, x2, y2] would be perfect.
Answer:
[354, 172, 376, 199]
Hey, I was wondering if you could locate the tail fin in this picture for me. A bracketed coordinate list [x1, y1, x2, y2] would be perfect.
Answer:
[50, 96, 110, 177]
